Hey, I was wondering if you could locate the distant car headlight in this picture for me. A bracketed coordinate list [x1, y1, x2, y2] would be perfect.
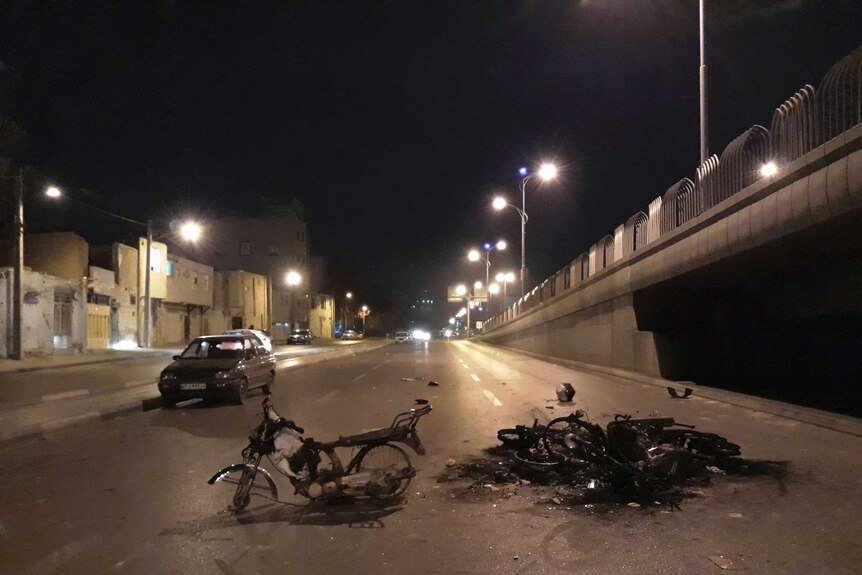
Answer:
[215, 370, 232, 379]
[160, 372, 176, 380]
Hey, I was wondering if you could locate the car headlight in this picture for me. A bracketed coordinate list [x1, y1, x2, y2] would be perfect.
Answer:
[160, 372, 176, 380]
[215, 370, 231, 379]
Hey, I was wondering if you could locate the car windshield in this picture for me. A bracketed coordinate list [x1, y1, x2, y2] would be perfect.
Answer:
[180, 338, 245, 359]
[292, 330, 307, 335]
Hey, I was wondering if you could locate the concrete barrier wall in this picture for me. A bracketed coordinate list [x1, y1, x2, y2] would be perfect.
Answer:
[481, 126, 862, 377]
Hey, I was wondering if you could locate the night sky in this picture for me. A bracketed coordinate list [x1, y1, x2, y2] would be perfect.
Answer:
[1, 1, 860, 318]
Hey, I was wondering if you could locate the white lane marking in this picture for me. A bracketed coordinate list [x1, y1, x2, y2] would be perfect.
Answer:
[42, 389, 89, 402]
[351, 373, 367, 382]
[316, 389, 340, 403]
[482, 390, 503, 407]
[470, 374, 481, 382]
[462, 365, 470, 369]
[370, 364, 382, 371]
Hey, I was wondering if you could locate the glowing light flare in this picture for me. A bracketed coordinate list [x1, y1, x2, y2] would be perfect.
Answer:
[467, 249, 481, 262]
[286, 270, 302, 286]
[455, 284, 467, 296]
[538, 162, 558, 181]
[495, 240, 507, 251]
[180, 221, 202, 242]
[473, 281, 483, 290]
[45, 186, 62, 198]
[488, 283, 500, 295]
[492, 197, 507, 211]
[760, 161, 778, 177]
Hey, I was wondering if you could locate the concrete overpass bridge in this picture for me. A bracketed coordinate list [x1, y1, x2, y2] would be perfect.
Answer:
[481, 46, 862, 417]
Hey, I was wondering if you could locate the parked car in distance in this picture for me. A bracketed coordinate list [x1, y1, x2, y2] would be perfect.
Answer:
[287, 328, 314, 345]
[342, 329, 363, 340]
[394, 330, 411, 343]
[222, 329, 272, 352]
[158, 334, 276, 405]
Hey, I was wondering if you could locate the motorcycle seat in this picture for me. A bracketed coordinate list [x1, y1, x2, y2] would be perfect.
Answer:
[336, 427, 401, 446]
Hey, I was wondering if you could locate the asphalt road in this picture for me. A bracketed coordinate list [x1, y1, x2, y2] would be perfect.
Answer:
[1, 341, 860, 574]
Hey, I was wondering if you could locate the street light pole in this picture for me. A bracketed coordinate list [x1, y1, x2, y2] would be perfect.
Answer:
[495, 164, 556, 297]
[699, 0, 709, 163]
[519, 175, 528, 297]
[144, 219, 153, 348]
[11, 168, 23, 359]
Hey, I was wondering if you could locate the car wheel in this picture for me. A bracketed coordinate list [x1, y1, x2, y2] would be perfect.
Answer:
[233, 379, 248, 405]
[261, 372, 274, 395]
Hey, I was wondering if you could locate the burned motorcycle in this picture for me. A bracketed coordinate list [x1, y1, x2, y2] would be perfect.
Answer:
[208, 397, 432, 510]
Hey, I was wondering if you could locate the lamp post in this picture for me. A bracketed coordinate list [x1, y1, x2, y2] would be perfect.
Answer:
[493, 162, 557, 296]
[4, 169, 24, 359]
[468, 239, 506, 290]
[344, 291, 353, 332]
[46, 186, 201, 348]
[495, 271, 516, 311]
[699, 0, 709, 164]
[360, 304, 369, 334]
[285, 270, 302, 331]
[455, 282, 485, 336]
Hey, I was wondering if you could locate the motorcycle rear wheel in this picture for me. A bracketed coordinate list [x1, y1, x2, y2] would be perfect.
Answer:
[356, 443, 413, 498]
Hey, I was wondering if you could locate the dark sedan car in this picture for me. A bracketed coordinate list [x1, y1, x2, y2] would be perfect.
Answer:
[286, 328, 314, 345]
[158, 334, 276, 405]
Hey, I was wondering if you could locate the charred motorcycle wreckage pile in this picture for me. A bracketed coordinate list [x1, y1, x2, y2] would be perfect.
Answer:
[443, 409, 776, 507]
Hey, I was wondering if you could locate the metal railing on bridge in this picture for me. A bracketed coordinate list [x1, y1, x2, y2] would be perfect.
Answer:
[484, 44, 862, 333]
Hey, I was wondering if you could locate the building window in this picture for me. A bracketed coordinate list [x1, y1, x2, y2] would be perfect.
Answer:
[150, 247, 162, 273]
[239, 241, 252, 256]
[166, 260, 174, 277]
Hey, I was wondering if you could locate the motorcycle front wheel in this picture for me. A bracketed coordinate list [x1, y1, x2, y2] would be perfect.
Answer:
[210, 464, 278, 511]
[356, 443, 413, 498]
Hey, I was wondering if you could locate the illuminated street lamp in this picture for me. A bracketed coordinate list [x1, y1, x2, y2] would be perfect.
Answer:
[180, 221, 202, 242]
[286, 270, 302, 286]
[760, 161, 778, 177]
[467, 240, 506, 289]
[453, 282, 485, 336]
[360, 304, 370, 334]
[495, 270, 516, 308]
[493, 162, 557, 296]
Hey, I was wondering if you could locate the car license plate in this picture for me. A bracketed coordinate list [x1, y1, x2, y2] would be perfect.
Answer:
[180, 383, 207, 390]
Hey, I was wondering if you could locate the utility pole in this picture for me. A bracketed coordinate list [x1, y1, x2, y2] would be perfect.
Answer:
[143, 219, 153, 348]
[11, 168, 23, 359]
[699, 0, 709, 163]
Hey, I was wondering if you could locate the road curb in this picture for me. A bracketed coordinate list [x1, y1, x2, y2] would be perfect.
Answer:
[0, 351, 175, 375]
[474, 341, 862, 438]
[0, 340, 392, 449]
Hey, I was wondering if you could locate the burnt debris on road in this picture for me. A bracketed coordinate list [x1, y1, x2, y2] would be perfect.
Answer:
[440, 409, 788, 508]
